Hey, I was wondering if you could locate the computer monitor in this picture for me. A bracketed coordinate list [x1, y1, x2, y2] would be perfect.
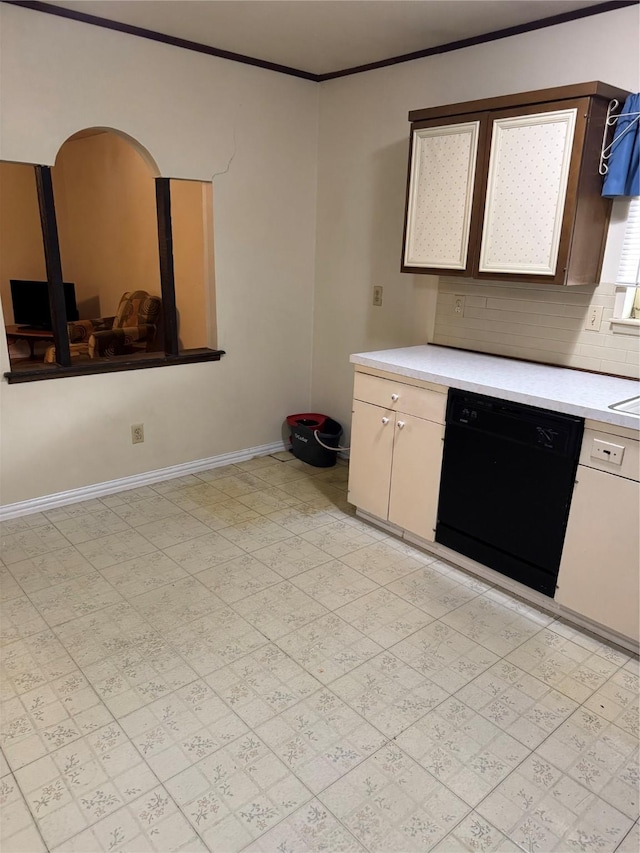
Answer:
[10, 280, 79, 329]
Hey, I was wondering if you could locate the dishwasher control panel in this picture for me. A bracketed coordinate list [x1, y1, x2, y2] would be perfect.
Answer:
[448, 391, 583, 457]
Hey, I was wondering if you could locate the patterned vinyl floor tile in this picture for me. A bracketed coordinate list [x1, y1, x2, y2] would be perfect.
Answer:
[1, 458, 636, 853]
[318, 743, 470, 852]
[255, 688, 388, 794]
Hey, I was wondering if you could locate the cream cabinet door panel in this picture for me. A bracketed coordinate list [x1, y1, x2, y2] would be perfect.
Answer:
[347, 400, 394, 521]
[404, 122, 480, 269]
[556, 466, 639, 642]
[479, 109, 577, 276]
[388, 415, 444, 542]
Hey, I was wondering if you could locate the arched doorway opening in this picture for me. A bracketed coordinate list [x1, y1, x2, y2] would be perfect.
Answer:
[2, 127, 218, 378]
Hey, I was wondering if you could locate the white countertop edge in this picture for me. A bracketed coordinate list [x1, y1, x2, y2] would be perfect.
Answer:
[350, 346, 640, 432]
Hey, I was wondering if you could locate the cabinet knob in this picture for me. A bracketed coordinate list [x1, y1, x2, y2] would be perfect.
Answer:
[381, 417, 389, 425]
[391, 393, 399, 402]
[397, 420, 406, 429]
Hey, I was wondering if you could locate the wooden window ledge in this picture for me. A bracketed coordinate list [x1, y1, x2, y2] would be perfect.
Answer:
[4, 348, 225, 384]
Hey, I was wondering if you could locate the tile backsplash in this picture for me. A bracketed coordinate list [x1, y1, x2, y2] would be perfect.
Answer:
[433, 277, 639, 379]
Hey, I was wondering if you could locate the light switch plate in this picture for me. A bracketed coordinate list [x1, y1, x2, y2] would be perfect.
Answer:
[584, 306, 603, 331]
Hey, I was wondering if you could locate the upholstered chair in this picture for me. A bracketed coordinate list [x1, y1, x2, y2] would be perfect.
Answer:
[87, 291, 162, 357]
[44, 291, 162, 362]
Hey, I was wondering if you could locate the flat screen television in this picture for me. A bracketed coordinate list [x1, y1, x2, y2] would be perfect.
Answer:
[10, 280, 79, 330]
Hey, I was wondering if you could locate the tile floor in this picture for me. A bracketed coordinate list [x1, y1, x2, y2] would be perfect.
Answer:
[1, 452, 638, 853]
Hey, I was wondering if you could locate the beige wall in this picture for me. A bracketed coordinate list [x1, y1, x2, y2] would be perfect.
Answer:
[2, 3, 639, 507]
[0, 162, 46, 325]
[171, 179, 211, 350]
[0, 3, 319, 505]
[312, 5, 640, 442]
[53, 132, 161, 321]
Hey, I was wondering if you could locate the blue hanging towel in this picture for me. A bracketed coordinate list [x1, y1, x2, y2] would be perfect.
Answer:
[602, 93, 640, 197]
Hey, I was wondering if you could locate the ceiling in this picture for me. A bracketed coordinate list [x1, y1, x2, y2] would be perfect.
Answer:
[33, 0, 623, 77]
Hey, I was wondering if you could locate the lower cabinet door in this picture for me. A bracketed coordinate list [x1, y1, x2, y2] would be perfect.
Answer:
[347, 400, 395, 521]
[556, 466, 640, 642]
[388, 414, 444, 542]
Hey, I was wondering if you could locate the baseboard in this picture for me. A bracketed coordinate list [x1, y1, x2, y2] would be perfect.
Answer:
[356, 509, 639, 655]
[355, 508, 404, 537]
[0, 440, 289, 521]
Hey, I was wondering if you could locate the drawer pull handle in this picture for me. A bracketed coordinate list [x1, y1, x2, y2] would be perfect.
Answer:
[397, 420, 406, 429]
[381, 417, 389, 425]
[391, 394, 399, 402]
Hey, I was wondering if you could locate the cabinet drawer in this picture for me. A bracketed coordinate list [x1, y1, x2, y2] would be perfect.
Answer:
[354, 372, 446, 423]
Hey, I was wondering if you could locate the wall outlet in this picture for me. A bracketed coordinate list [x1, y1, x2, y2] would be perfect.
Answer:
[591, 438, 624, 465]
[454, 295, 465, 316]
[585, 305, 603, 331]
[131, 423, 145, 444]
[372, 286, 383, 307]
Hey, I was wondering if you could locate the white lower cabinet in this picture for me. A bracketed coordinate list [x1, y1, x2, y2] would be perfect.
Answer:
[388, 414, 444, 540]
[556, 429, 640, 643]
[348, 400, 396, 523]
[348, 372, 639, 647]
[347, 372, 446, 543]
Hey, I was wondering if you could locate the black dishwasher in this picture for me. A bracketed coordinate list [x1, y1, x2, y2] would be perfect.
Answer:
[436, 389, 584, 597]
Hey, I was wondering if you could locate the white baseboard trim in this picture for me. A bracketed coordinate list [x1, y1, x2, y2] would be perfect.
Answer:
[0, 441, 289, 521]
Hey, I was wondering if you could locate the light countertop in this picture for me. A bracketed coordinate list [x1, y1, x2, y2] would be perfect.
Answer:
[351, 345, 640, 431]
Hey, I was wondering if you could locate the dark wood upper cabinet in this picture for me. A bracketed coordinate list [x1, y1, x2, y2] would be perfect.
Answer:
[402, 82, 631, 286]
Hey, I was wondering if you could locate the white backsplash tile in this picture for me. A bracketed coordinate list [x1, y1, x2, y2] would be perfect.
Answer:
[434, 278, 639, 378]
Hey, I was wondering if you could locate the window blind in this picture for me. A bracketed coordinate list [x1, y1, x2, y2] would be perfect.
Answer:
[617, 196, 640, 286]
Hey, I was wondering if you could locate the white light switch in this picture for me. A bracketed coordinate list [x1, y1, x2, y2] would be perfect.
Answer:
[584, 306, 603, 331]
[591, 438, 624, 465]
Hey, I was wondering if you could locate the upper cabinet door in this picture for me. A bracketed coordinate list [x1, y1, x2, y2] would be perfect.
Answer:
[478, 107, 579, 278]
[402, 84, 626, 285]
[403, 118, 483, 274]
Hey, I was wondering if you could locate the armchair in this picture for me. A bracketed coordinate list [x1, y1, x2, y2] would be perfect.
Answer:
[44, 291, 162, 363]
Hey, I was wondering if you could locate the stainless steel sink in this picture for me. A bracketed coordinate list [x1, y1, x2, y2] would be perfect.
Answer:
[609, 395, 640, 415]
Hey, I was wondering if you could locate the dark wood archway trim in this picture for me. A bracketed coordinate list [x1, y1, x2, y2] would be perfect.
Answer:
[4, 348, 225, 384]
[4, 165, 222, 382]
[34, 165, 71, 367]
[155, 178, 180, 357]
